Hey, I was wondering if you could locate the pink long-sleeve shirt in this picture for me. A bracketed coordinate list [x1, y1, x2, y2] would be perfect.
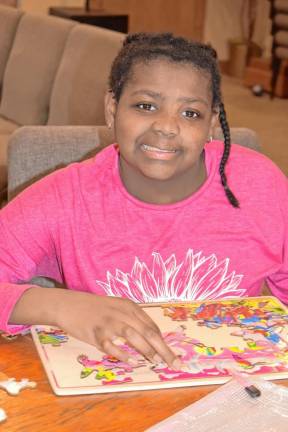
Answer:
[0, 141, 287, 333]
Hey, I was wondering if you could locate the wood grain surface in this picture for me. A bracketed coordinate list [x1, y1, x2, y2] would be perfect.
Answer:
[0, 335, 287, 432]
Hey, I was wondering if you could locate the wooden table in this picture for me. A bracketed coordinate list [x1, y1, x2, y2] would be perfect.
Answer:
[0, 335, 287, 432]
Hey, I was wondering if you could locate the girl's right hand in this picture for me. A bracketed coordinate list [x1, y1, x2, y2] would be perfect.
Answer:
[56, 291, 181, 369]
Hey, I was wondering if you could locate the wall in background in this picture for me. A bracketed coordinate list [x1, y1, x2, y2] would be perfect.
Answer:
[18, 0, 271, 62]
[204, 0, 271, 61]
[91, 0, 206, 40]
[204, 0, 244, 61]
[18, 0, 206, 41]
[19, 0, 82, 14]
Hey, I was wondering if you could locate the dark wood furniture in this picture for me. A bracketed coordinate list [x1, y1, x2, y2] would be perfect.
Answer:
[0, 334, 288, 431]
[244, 57, 288, 98]
[270, 0, 288, 98]
[49, 7, 128, 33]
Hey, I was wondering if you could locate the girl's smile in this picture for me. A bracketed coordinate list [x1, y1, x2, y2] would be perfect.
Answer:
[105, 59, 218, 204]
[138, 131, 181, 162]
[140, 143, 178, 160]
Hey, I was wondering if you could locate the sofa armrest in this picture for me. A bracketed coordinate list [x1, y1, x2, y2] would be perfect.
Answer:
[214, 127, 261, 152]
[0, 5, 23, 96]
[7, 125, 114, 200]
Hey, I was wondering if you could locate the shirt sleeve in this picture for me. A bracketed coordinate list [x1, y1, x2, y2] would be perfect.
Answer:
[266, 168, 288, 304]
[0, 178, 61, 333]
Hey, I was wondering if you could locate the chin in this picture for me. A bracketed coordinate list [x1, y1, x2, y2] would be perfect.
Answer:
[141, 169, 177, 182]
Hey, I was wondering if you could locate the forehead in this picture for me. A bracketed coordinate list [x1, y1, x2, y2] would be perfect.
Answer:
[123, 58, 212, 101]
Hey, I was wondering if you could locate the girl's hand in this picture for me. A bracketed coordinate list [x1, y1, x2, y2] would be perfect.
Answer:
[57, 291, 180, 368]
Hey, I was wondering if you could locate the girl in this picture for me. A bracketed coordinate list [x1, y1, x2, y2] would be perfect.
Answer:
[0, 33, 287, 368]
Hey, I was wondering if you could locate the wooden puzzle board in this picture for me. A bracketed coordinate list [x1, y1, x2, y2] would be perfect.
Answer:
[31, 296, 288, 395]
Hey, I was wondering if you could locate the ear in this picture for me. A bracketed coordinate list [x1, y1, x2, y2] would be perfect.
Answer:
[104, 91, 117, 129]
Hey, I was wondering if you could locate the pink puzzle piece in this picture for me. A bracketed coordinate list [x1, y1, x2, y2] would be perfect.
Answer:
[0, 378, 36, 395]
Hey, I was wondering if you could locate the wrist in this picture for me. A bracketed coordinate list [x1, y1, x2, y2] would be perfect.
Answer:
[9, 286, 67, 327]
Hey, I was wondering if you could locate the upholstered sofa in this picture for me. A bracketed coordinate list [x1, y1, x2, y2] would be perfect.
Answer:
[0, 5, 124, 198]
[7, 125, 261, 201]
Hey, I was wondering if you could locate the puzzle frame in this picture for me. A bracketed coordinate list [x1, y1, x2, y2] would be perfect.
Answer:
[31, 296, 288, 396]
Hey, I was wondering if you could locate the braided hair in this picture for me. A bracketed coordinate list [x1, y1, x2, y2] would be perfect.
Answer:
[108, 33, 239, 208]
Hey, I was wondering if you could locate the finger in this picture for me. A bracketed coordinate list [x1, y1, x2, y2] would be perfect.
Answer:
[142, 329, 181, 369]
[123, 309, 179, 368]
[117, 298, 161, 334]
[134, 307, 161, 334]
[121, 324, 158, 362]
[95, 317, 158, 364]
[100, 339, 138, 367]
[95, 327, 143, 366]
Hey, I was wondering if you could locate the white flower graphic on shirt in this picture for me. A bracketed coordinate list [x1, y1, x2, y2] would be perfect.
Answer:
[96, 249, 245, 302]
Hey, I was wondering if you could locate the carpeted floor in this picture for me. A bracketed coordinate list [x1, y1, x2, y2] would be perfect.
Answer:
[221, 75, 288, 176]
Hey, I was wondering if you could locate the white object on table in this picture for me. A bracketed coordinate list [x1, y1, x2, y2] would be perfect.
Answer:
[0, 378, 36, 395]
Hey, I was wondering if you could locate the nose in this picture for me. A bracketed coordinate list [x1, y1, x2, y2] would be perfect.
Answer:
[151, 112, 179, 137]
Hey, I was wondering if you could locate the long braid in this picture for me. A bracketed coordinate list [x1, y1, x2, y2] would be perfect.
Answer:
[218, 102, 239, 208]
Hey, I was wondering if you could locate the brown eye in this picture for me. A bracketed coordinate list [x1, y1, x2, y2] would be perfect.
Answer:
[137, 103, 156, 111]
[183, 110, 199, 119]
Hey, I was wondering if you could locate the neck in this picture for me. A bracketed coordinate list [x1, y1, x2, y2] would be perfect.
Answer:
[119, 153, 207, 205]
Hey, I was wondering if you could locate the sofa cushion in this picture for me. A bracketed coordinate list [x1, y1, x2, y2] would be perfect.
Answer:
[0, 5, 23, 96]
[0, 116, 18, 190]
[7, 125, 114, 199]
[0, 13, 75, 125]
[48, 25, 124, 126]
[214, 127, 261, 152]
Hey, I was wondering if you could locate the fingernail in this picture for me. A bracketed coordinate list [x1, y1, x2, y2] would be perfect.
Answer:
[172, 358, 182, 371]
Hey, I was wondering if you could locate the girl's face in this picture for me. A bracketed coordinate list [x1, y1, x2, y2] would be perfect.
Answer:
[105, 59, 218, 202]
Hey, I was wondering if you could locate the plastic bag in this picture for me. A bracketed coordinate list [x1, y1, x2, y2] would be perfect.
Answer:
[146, 378, 288, 432]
